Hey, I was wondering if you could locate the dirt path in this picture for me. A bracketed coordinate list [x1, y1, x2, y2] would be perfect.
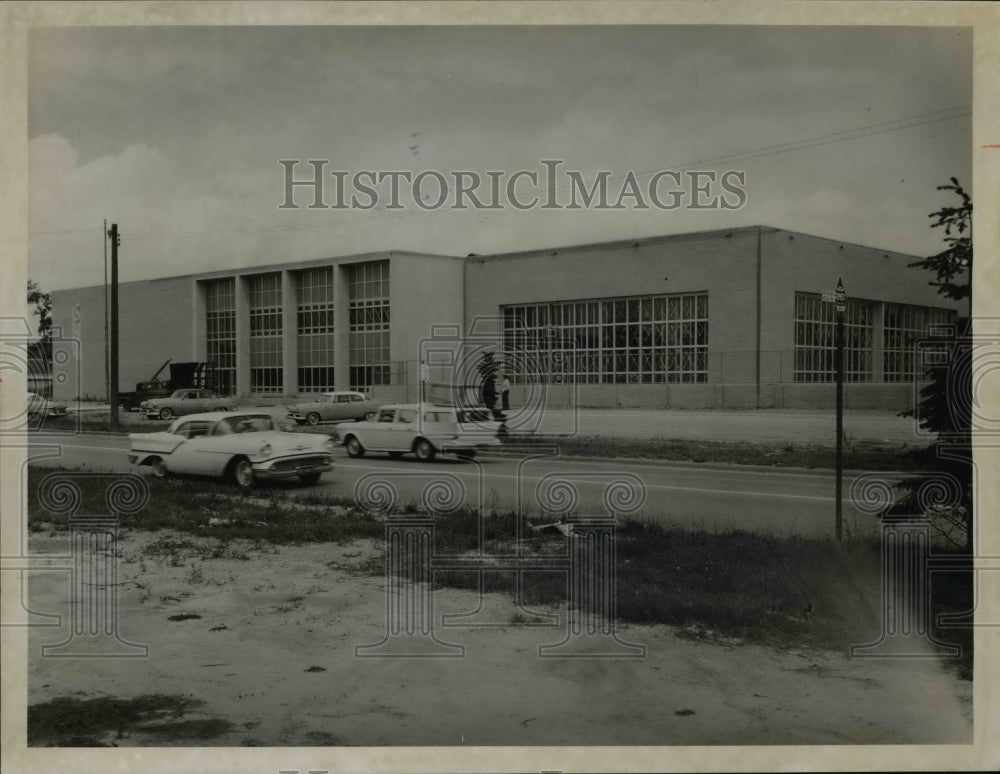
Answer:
[27, 531, 971, 747]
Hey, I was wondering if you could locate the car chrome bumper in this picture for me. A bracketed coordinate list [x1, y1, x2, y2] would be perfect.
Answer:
[253, 456, 334, 480]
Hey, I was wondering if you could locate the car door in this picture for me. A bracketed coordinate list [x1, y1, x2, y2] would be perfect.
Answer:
[168, 419, 226, 474]
[387, 408, 419, 451]
[329, 394, 354, 421]
[174, 390, 202, 416]
[362, 407, 396, 450]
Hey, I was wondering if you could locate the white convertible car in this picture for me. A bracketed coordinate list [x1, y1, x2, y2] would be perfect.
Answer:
[335, 403, 503, 461]
[128, 411, 335, 488]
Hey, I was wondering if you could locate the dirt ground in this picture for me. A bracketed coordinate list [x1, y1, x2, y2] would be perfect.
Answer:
[26, 530, 971, 747]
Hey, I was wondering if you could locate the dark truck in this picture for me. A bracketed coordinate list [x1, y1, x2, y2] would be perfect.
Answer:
[118, 360, 222, 410]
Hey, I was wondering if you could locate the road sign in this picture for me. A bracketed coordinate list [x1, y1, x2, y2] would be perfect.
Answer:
[835, 277, 847, 312]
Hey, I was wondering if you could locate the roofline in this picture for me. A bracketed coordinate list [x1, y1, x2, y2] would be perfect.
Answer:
[52, 249, 464, 294]
[468, 225, 922, 263]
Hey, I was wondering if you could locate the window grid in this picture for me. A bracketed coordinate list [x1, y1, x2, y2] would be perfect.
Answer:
[297, 267, 335, 392]
[502, 293, 708, 385]
[347, 261, 390, 391]
[882, 303, 956, 382]
[793, 293, 873, 383]
[249, 273, 283, 393]
[204, 278, 236, 396]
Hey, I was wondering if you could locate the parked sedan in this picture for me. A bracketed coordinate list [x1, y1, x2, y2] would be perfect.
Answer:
[27, 392, 68, 419]
[335, 403, 502, 461]
[141, 389, 238, 420]
[287, 391, 382, 426]
[128, 411, 336, 488]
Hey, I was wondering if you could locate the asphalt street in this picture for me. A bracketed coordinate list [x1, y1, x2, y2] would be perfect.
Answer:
[24, 432, 903, 537]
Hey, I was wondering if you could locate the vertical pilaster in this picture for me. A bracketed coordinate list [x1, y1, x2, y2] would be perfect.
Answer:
[235, 275, 251, 398]
[282, 270, 297, 396]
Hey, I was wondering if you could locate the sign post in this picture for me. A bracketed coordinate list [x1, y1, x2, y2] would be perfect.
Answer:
[823, 279, 847, 541]
[834, 278, 846, 542]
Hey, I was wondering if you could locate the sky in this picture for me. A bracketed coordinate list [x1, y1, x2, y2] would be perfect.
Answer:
[27, 25, 971, 291]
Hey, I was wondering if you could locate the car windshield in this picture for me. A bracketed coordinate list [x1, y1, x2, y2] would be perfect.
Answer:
[169, 390, 187, 398]
[211, 415, 275, 435]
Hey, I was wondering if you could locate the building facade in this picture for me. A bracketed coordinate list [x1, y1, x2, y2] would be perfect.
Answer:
[50, 226, 964, 410]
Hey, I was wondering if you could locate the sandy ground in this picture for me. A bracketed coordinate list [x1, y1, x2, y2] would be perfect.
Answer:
[25, 530, 971, 747]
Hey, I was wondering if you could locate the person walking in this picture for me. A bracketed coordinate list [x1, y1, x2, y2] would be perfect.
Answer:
[500, 374, 511, 412]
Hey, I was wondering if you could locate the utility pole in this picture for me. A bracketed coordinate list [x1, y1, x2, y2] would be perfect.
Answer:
[834, 277, 846, 542]
[104, 218, 109, 403]
[108, 224, 120, 427]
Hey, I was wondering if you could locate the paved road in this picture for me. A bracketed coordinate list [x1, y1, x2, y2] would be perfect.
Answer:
[68, 403, 922, 446]
[25, 433, 903, 538]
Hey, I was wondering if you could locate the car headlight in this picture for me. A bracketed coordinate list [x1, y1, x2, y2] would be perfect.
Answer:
[323, 438, 335, 451]
[259, 442, 272, 456]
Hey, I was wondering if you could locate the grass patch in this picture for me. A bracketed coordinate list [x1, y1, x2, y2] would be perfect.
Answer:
[26, 467, 971, 677]
[502, 434, 919, 471]
[28, 694, 230, 746]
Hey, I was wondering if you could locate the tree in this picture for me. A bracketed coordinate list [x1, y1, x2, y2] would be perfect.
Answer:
[908, 177, 972, 303]
[895, 181, 972, 552]
[27, 279, 52, 343]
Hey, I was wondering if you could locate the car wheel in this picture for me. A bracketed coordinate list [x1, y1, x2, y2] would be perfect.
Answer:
[298, 472, 322, 486]
[306, 412, 321, 426]
[159, 407, 174, 420]
[345, 436, 365, 458]
[414, 439, 437, 462]
[229, 457, 254, 490]
[363, 410, 377, 422]
[149, 456, 168, 478]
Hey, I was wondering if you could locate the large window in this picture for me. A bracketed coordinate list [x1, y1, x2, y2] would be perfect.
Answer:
[249, 273, 283, 393]
[883, 303, 955, 382]
[297, 267, 335, 392]
[794, 293, 874, 382]
[204, 278, 236, 395]
[348, 261, 390, 391]
[501, 292, 708, 384]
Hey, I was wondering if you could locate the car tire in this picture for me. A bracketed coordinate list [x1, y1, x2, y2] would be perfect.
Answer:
[306, 412, 321, 426]
[345, 436, 365, 458]
[362, 411, 377, 422]
[159, 407, 174, 420]
[149, 456, 168, 478]
[298, 472, 322, 486]
[414, 439, 437, 462]
[229, 457, 254, 490]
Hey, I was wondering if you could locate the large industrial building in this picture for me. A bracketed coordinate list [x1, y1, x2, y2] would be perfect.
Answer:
[50, 225, 964, 411]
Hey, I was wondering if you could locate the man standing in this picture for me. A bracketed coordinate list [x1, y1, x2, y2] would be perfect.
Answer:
[500, 373, 511, 412]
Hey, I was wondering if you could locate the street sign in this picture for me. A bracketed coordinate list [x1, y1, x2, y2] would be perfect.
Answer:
[835, 277, 847, 312]
[821, 290, 837, 303]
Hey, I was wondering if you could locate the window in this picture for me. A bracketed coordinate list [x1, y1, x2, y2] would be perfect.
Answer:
[398, 409, 417, 424]
[249, 273, 283, 393]
[378, 408, 396, 423]
[502, 292, 708, 384]
[204, 278, 236, 396]
[297, 267, 335, 392]
[883, 303, 956, 382]
[348, 261, 390, 390]
[336, 394, 351, 403]
[793, 293, 874, 382]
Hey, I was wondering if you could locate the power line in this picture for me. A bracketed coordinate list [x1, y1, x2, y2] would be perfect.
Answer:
[28, 104, 971, 244]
